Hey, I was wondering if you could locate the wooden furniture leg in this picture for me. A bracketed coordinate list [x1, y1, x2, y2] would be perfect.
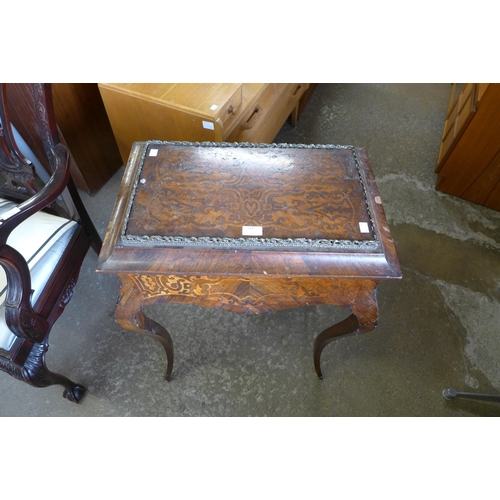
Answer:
[0, 340, 86, 403]
[115, 275, 174, 381]
[313, 283, 379, 379]
[26, 341, 87, 403]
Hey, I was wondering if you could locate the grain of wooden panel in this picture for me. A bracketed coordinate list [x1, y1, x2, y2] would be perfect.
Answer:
[436, 84, 477, 173]
[454, 87, 475, 135]
[99, 86, 222, 161]
[435, 83, 500, 211]
[51, 83, 123, 193]
[477, 83, 490, 101]
[103, 83, 242, 116]
[461, 148, 500, 206]
[484, 177, 500, 211]
[436, 84, 500, 194]
[127, 143, 372, 240]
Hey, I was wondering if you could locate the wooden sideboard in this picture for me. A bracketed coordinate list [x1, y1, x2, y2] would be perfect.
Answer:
[98, 83, 314, 164]
[7, 84, 123, 194]
[435, 83, 500, 211]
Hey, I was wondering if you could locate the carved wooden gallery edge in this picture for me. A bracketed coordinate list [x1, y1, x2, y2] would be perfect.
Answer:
[97, 142, 401, 381]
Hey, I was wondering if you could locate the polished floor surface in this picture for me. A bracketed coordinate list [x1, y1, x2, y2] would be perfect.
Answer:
[2, 83, 500, 416]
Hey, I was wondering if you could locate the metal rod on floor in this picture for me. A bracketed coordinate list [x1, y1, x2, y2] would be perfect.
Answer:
[442, 388, 500, 403]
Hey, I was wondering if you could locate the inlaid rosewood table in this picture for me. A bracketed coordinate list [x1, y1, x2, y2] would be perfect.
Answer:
[97, 141, 401, 381]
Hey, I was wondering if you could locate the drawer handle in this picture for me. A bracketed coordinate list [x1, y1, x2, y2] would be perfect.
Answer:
[228, 105, 238, 115]
[289, 83, 308, 102]
[240, 104, 262, 130]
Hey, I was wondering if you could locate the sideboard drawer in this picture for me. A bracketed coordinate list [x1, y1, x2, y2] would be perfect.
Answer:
[228, 83, 309, 143]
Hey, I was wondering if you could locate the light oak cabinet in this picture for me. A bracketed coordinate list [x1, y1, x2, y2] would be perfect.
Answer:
[98, 83, 311, 164]
[435, 83, 500, 211]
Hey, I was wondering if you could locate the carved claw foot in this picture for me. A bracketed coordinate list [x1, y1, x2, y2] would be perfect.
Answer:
[20, 341, 88, 403]
[62, 384, 87, 403]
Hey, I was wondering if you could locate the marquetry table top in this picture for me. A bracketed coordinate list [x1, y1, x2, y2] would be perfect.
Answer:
[98, 141, 401, 280]
[126, 142, 375, 242]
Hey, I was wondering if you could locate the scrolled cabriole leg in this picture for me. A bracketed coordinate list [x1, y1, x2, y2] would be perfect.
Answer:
[313, 283, 379, 380]
[115, 275, 174, 381]
[313, 314, 361, 380]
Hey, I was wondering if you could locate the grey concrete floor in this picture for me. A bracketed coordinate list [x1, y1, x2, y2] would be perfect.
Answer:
[2, 83, 500, 417]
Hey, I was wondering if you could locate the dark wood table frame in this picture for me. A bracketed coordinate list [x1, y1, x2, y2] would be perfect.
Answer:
[97, 141, 401, 380]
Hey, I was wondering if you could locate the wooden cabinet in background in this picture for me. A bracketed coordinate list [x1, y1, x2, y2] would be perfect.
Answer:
[98, 83, 312, 164]
[435, 83, 500, 211]
[7, 84, 123, 194]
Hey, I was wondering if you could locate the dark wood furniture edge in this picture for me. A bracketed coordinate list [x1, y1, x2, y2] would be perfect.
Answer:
[98, 142, 145, 266]
[356, 147, 401, 279]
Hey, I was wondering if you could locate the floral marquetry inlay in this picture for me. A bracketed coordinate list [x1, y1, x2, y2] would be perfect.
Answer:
[132, 274, 221, 299]
[122, 142, 377, 249]
[128, 273, 378, 315]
